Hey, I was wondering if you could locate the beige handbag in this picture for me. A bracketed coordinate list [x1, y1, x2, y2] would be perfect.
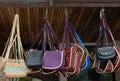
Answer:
[0, 14, 21, 72]
[2, 14, 28, 78]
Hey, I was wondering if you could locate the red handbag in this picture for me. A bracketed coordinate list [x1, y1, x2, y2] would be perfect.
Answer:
[92, 9, 120, 73]
[63, 44, 84, 74]
[61, 19, 85, 75]
[102, 11, 120, 72]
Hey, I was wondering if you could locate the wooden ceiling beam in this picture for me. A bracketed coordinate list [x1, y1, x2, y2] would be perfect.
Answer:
[0, 0, 120, 7]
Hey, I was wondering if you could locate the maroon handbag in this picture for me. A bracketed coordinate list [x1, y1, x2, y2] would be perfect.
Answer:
[61, 19, 85, 75]
[93, 9, 120, 73]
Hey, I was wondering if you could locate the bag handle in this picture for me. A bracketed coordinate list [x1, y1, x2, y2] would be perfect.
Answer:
[4, 14, 19, 59]
[5, 14, 24, 60]
[5, 34, 18, 59]
[2, 34, 11, 57]
[45, 19, 59, 48]
[46, 25, 54, 50]
[16, 15, 24, 59]
[29, 28, 44, 50]
[100, 9, 110, 47]
[100, 9, 117, 46]
[68, 19, 85, 48]
[67, 23, 78, 44]
[61, 19, 69, 49]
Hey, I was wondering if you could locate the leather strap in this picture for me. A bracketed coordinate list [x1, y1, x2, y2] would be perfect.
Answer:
[62, 19, 68, 49]
[45, 19, 59, 48]
[43, 22, 47, 52]
[29, 28, 44, 50]
[100, 10, 116, 46]
[43, 19, 59, 51]
[68, 19, 85, 48]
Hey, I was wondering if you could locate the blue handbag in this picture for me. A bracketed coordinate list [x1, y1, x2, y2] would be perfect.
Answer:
[26, 28, 44, 69]
[68, 19, 90, 70]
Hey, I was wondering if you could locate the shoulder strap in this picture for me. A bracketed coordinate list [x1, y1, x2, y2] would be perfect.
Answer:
[68, 19, 85, 48]
[29, 28, 44, 50]
[100, 10, 117, 46]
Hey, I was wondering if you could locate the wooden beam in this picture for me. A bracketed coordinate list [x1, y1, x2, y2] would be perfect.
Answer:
[0, 0, 120, 7]
[0, 0, 48, 2]
[0, 0, 120, 3]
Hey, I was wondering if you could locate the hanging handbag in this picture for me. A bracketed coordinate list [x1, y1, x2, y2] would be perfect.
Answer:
[103, 14, 120, 72]
[26, 28, 44, 69]
[96, 14, 115, 60]
[68, 19, 90, 70]
[93, 11, 120, 73]
[94, 10, 114, 73]
[61, 18, 85, 75]
[0, 14, 20, 72]
[42, 19, 65, 74]
[3, 14, 28, 78]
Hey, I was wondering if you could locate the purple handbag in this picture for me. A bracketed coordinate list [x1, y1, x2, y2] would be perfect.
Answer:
[42, 19, 65, 74]
[42, 51, 65, 69]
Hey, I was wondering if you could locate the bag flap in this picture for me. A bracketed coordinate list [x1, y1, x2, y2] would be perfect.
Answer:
[42, 51, 65, 69]
[97, 46, 115, 59]
[97, 46, 115, 57]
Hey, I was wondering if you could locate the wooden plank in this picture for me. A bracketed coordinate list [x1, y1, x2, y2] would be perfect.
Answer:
[0, 0, 48, 2]
[55, 0, 120, 3]
[0, 2, 120, 7]
[0, 0, 120, 3]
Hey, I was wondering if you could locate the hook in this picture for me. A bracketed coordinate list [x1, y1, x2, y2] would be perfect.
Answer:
[45, 8, 48, 19]
[100, 8, 105, 19]
[100, 8, 105, 13]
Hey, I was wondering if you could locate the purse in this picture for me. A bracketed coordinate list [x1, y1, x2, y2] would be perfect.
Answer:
[3, 14, 28, 78]
[68, 19, 90, 70]
[0, 14, 20, 72]
[26, 28, 44, 69]
[26, 50, 43, 68]
[92, 9, 117, 73]
[61, 18, 85, 76]
[103, 14, 120, 71]
[97, 46, 115, 60]
[42, 19, 65, 74]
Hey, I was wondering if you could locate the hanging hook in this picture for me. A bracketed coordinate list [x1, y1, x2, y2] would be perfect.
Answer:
[45, 8, 48, 19]
[100, 8, 105, 19]
[65, 7, 69, 19]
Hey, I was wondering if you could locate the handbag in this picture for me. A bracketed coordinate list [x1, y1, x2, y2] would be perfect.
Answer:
[26, 50, 43, 68]
[61, 18, 85, 76]
[3, 14, 28, 78]
[92, 9, 120, 73]
[93, 9, 114, 73]
[26, 28, 44, 69]
[42, 19, 65, 74]
[97, 46, 115, 60]
[96, 19, 115, 60]
[0, 14, 20, 72]
[68, 19, 90, 70]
